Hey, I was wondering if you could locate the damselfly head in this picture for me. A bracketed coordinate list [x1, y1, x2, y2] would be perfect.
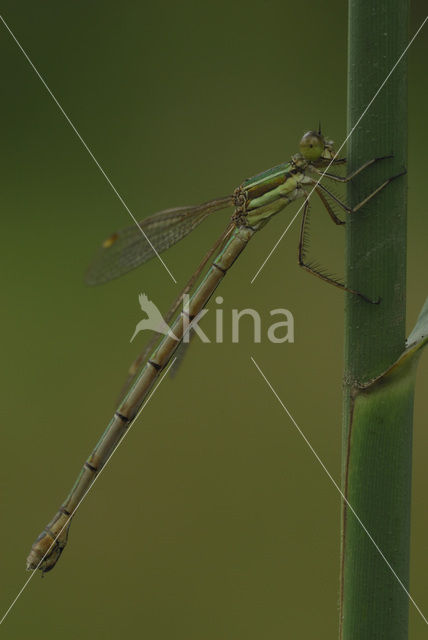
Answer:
[299, 131, 325, 161]
[299, 131, 336, 164]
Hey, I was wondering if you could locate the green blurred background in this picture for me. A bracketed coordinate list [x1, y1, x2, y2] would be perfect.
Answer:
[1, 2, 427, 638]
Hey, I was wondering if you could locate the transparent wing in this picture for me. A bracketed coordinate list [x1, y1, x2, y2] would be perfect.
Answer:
[86, 196, 233, 285]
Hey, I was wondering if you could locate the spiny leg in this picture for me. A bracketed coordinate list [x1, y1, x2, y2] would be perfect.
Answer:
[313, 155, 393, 183]
[315, 186, 345, 225]
[297, 199, 378, 304]
[314, 169, 406, 215]
[329, 157, 347, 167]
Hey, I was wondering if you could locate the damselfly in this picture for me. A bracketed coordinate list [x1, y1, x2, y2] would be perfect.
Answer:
[26, 130, 399, 573]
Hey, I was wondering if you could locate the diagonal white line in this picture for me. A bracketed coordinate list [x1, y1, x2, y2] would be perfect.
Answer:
[0, 14, 177, 284]
[0, 357, 176, 627]
[251, 356, 428, 625]
[250, 15, 428, 284]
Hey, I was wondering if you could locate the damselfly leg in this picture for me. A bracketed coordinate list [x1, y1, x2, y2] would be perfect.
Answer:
[298, 156, 406, 302]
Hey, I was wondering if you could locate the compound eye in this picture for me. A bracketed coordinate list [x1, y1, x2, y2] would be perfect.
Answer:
[299, 131, 325, 161]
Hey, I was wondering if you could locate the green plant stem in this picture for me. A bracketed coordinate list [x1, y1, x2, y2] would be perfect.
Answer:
[340, 1, 410, 638]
